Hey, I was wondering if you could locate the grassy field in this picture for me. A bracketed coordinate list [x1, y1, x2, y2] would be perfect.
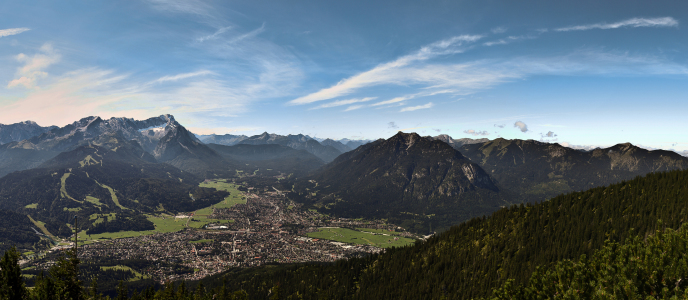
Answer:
[100, 265, 150, 282]
[60, 179, 245, 245]
[356, 228, 405, 236]
[84, 196, 103, 206]
[89, 213, 116, 225]
[307, 227, 416, 248]
[94, 180, 127, 210]
[199, 179, 247, 208]
[76, 214, 190, 244]
[60, 173, 81, 203]
[26, 215, 58, 241]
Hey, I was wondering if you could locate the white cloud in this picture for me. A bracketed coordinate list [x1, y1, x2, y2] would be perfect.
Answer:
[541, 131, 557, 138]
[483, 39, 508, 47]
[388, 122, 399, 129]
[7, 43, 61, 89]
[491, 27, 507, 34]
[311, 97, 377, 109]
[514, 121, 528, 132]
[0, 27, 30, 38]
[197, 26, 233, 42]
[288, 34, 483, 105]
[146, 0, 213, 17]
[555, 17, 678, 32]
[400, 102, 433, 112]
[228, 23, 265, 44]
[464, 129, 489, 136]
[153, 70, 215, 83]
[373, 94, 417, 107]
[344, 105, 364, 112]
[0, 69, 145, 126]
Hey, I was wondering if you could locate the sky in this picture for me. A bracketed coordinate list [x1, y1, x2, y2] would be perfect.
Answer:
[1, 1, 688, 151]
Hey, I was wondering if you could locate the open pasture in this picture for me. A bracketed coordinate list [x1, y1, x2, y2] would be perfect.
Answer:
[307, 227, 415, 248]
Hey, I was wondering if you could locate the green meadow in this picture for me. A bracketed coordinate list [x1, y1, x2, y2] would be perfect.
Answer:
[307, 227, 416, 248]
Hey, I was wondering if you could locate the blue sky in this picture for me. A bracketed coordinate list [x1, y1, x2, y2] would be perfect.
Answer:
[1, 0, 688, 151]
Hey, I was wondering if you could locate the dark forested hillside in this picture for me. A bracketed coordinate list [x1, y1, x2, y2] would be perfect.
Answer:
[207, 143, 324, 175]
[198, 169, 688, 299]
[290, 132, 505, 233]
[456, 138, 688, 202]
[0, 143, 228, 248]
[0, 209, 42, 253]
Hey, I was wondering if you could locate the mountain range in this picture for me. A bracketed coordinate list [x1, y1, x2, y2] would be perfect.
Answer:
[2, 114, 688, 249]
[289, 132, 688, 233]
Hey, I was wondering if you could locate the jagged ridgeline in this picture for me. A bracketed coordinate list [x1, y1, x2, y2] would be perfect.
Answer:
[197, 169, 688, 299]
[456, 137, 688, 202]
[290, 132, 506, 233]
[0, 138, 228, 252]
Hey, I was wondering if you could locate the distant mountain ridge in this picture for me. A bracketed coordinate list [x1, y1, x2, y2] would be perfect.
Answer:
[0, 120, 57, 145]
[237, 132, 342, 162]
[454, 137, 688, 202]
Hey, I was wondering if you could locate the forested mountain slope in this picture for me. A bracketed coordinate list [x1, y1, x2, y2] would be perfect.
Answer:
[291, 132, 505, 233]
[203, 169, 688, 299]
[0, 139, 228, 251]
[456, 138, 688, 201]
[207, 143, 324, 175]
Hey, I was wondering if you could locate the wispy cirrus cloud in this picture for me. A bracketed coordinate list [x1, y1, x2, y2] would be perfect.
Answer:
[400, 102, 433, 112]
[228, 23, 265, 44]
[197, 26, 233, 42]
[344, 105, 365, 112]
[146, 0, 214, 18]
[555, 17, 678, 32]
[153, 70, 215, 83]
[8, 43, 61, 89]
[0, 27, 30, 38]
[311, 97, 377, 109]
[288, 34, 483, 105]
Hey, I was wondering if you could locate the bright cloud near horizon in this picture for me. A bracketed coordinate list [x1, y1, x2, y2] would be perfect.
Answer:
[1, 1, 688, 151]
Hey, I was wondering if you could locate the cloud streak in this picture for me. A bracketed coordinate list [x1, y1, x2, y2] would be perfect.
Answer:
[556, 17, 678, 32]
[197, 26, 233, 42]
[288, 34, 483, 105]
[0, 27, 30, 38]
[311, 97, 377, 109]
[153, 70, 215, 83]
[400, 102, 433, 112]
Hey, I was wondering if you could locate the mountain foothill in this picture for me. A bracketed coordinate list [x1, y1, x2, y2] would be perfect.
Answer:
[1, 114, 688, 263]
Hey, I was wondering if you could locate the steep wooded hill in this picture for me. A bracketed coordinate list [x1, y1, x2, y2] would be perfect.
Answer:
[0, 140, 228, 247]
[200, 169, 688, 299]
[206, 143, 324, 175]
[291, 132, 504, 232]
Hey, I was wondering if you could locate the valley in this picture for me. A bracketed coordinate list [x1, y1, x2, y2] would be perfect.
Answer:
[1, 114, 688, 298]
[18, 175, 419, 287]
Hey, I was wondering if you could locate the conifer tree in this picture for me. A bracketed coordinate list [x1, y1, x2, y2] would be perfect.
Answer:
[0, 246, 27, 300]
